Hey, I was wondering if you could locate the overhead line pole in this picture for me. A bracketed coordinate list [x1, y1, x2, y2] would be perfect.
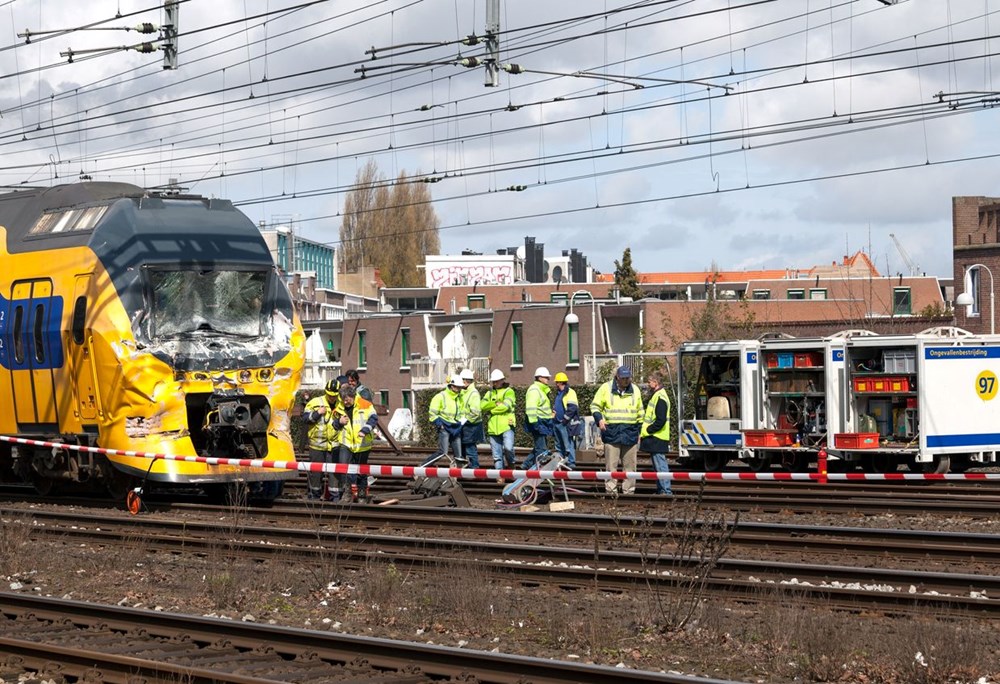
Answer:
[484, 0, 500, 87]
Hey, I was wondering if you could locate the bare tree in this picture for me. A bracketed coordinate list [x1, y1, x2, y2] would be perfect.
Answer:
[339, 160, 441, 287]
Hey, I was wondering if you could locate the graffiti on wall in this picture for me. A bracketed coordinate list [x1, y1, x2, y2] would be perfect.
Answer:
[428, 264, 514, 287]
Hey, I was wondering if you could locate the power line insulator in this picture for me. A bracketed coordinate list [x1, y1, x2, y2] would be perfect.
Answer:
[462, 34, 480, 46]
[135, 22, 158, 34]
[459, 57, 481, 68]
[134, 42, 157, 54]
[502, 63, 523, 75]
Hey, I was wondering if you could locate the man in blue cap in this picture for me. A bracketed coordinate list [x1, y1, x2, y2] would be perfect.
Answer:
[590, 365, 644, 495]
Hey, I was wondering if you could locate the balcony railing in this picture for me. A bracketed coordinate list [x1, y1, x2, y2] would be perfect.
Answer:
[410, 357, 491, 387]
[301, 361, 343, 389]
[587, 353, 674, 384]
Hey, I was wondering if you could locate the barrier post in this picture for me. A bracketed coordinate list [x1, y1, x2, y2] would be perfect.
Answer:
[817, 448, 828, 484]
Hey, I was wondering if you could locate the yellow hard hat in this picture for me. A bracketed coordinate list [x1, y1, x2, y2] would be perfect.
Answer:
[554, 372, 569, 382]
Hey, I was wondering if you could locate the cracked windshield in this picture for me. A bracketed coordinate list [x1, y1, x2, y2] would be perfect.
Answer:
[151, 270, 266, 338]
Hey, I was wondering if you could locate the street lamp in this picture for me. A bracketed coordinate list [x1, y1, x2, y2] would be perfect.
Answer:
[956, 263, 995, 335]
[564, 291, 598, 382]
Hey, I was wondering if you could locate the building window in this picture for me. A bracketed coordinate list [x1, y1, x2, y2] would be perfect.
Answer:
[787, 289, 805, 300]
[467, 294, 486, 309]
[550, 292, 568, 304]
[568, 321, 579, 364]
[809, 288, 827, 300]
[379, 390, 389, 406]
[357, 330, 367, 368]
[400, 328, 410, 367]
[893, 287, 912, 315]
[511, 322, 523, 366]
[402, 391, 412, 411]
[751, 289, 770, 300]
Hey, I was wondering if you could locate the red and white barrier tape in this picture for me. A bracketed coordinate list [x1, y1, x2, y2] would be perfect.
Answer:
[2, 434, 1000, 481]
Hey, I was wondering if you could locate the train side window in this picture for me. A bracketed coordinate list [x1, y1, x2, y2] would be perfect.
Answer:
[72, 296, 87, 344]
[12, 305, 24, 364]
[33, 303, 45, 363]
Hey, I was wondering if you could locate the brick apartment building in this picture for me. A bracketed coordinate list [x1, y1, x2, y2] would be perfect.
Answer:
[953, 196, 1000, 334]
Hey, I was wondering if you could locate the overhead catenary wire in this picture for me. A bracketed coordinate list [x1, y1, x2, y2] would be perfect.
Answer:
[0, 0, 995, 259]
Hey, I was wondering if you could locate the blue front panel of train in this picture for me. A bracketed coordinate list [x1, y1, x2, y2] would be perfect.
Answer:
[0, 292, 65, 370]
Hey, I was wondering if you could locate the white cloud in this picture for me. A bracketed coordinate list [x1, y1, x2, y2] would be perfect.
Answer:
[1, 0, 998, 279]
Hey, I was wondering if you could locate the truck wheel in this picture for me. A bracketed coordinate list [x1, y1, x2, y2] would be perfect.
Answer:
[702, 452, 729, 472]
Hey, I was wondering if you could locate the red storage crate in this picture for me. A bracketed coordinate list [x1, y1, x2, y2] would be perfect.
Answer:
[743, 430, 796, 448]
[834, 433, 880, 449]
[888, 376, 909, 392]
[853, 377, 877, 392]
[794, 352, 822, 368]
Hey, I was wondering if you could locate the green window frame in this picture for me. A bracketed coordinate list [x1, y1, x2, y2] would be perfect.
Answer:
[467, 294, 486, 309]
[379, 390, 389, 406]
[787, 289, 805, 300]
[751, 289, 770, 300]
[568, 321, 579, 364]
[550, 292, 568, 304]
[512, 322, 523, 366]
[893, 287, 912, 315]
[402, 391, 412, 411]
[357, 330, 367, 368]
[400, 328, 410, 367]
[809, 288, 827, 300]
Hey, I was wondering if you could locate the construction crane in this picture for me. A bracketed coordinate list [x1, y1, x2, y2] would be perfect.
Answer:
[890, 233, 920, 276]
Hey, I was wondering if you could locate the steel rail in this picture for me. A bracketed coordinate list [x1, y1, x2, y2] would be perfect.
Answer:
[6, 503, 1000, 563]
[0, 592, 738, 684]
[11, 509, 1000, 617]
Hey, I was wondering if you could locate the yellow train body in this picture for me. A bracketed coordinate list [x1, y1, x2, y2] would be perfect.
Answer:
[0, 183, 304, 495]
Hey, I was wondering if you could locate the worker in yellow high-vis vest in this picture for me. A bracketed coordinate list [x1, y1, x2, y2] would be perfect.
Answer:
[302, 378, 342, 500]
[640, 370, 672, 496]
[524, 367, 554, 468]
[332, 384, 379, 502]
[590, 365, 644, 495]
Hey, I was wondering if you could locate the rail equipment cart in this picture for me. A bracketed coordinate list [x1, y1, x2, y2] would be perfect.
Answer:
[840, 332, 1000, 473]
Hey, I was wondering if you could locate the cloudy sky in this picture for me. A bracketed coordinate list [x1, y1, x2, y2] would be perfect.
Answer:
[2, 0, 999, 278]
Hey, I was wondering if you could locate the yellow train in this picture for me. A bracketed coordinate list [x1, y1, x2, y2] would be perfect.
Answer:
[0, 182, 304, 500]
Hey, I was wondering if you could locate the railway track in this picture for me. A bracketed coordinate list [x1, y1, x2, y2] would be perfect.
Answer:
[292, 475, 1000, 516]
[7, 506, 999, 617]
[0, 592, 722, 684]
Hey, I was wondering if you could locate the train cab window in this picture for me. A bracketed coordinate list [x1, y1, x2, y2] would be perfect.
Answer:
[33, 304, 45, 363]
[29, 205, 109, 235]
[12, 305, 23, 363]
[72, 296, 87, 344]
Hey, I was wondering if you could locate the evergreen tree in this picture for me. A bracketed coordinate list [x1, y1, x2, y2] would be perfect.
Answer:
[613, 247, 643, 300]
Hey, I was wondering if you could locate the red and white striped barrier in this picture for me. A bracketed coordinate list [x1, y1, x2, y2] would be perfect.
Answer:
[3, 434, 1000, 481]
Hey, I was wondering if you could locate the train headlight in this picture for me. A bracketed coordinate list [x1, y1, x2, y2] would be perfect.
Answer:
[257, 368, 273, 382]
[238, 369, 253, 383]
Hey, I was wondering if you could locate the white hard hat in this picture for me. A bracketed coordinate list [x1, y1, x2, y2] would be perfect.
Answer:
[489, 369, 505, 382]
[448, 374, 464, 387]
[534, 366, 551, 378]
[460, 368, 476, 381]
